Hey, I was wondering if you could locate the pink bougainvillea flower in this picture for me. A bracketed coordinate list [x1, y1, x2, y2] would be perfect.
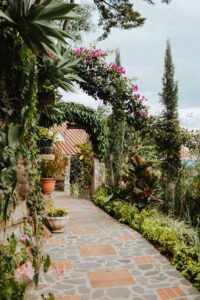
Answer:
[86, 56, 91, 60]
[20, 235, 30, 241]
[14, 261, 34, 284]
[140, 111, 145, 116]
[134, 93, 140, 99]
[132, 84, 138, 91]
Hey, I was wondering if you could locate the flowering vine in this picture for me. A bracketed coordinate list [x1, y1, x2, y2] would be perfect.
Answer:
[74, 46, 149, 129]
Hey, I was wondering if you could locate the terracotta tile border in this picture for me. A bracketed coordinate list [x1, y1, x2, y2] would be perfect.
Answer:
[118, 235, 135, 241]
[79, 244, 116, 257]
[46, 238, 66, 245]
[69, 223, 97, 227]
[50, 261, 72, 271]
[55, 296, 79, 300]
[133, 256, 155, 264]
[72, 229, 103, 235]
[156, 286, 186, 299]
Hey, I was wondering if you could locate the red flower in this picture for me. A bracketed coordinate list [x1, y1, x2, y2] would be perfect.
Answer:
[118, 181, 122, 188]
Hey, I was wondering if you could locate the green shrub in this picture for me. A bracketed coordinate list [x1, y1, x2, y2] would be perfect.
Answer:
[47, 204, 68, 217]
[93, 186, 200, 290]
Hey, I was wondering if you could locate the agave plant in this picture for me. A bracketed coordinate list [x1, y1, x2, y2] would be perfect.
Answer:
[38, 47, 84, 93]
[0, 0, 77, 54]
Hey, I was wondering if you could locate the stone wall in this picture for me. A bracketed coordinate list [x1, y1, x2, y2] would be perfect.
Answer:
[91, 158, 105, 195]
[0, 156, 30, 242]
[64, 155, 71, 195]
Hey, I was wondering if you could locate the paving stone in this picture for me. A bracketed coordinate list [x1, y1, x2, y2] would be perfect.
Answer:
[166, 270, 184, 278]
[78, 286, 91, 293]
[143, 295, 158, 300]
[107, 287, 131, 298]
[132, 286, 145, 294]
[137, 264, 154, 270]
[187, 287, 200, 295]
[92, 289, 105, 298]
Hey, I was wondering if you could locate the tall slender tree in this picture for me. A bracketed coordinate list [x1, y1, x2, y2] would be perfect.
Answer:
[156, 40, 181, 212]
[107, 49, 126, 187]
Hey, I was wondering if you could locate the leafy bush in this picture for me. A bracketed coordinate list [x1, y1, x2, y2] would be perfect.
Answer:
[40, 148, 68, 178]
[70, 156, 83, 185]
[0, 234, 51, 299]
[118, 153, 161, 209]
[93, 186, 200, 290]
[47, 204, 68, 217]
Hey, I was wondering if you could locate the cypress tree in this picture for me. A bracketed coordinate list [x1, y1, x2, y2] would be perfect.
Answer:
[158, 40, 181, 212]
[107, 49, 126, 187]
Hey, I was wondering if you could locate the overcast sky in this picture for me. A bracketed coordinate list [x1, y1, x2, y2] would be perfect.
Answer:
[62, 0, 200, 130]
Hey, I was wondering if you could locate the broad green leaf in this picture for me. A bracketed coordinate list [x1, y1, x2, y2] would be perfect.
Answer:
[1, 167, 17, 187]
[38, 3, 77, 20]
[8, 123, 21, 148]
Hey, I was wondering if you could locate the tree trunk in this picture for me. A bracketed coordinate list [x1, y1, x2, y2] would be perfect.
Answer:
[63, 0, 75, 32]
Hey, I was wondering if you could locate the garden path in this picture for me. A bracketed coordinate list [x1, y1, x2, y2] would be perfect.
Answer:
[28, 192, 200, 300]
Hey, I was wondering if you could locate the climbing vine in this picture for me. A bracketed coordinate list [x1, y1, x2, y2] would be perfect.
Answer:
[74, 46, 149, 130]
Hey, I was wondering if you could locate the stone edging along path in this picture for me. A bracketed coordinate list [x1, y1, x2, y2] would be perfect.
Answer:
[28, 192, 200, 300]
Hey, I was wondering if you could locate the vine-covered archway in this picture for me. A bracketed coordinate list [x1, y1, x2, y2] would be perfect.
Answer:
[39, 102, 107, 160]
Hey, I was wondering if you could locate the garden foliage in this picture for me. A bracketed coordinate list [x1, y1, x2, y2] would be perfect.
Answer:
[116, 153, 160, 209]
[93, 186, 200, 290]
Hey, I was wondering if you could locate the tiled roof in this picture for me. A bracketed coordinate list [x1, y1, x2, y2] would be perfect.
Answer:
[50, 122, 87, 155]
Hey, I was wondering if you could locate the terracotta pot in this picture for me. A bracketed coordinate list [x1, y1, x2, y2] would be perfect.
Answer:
[40, 178, 56, 194]
[45, 215, 69, 233]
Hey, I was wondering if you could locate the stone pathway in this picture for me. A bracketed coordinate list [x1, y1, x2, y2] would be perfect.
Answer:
[31, 193, 200, 300]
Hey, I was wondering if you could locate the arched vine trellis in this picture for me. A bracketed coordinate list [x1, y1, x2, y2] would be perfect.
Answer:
[39, 102, 107, 160]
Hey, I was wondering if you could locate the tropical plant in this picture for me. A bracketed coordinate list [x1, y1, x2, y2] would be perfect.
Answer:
[0, 0, 77, 54]
[38, 47, 83, 94]
[119, 153, 161, 209]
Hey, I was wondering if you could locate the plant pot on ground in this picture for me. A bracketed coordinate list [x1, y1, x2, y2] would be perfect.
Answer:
[45, 204, 69, 233]
[40, 148, 68, 195]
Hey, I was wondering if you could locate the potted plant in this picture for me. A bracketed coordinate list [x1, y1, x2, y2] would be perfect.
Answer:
[40, 148, 68, 194]
[38, 127, 57, 154]
[45, 204, 69, 233]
